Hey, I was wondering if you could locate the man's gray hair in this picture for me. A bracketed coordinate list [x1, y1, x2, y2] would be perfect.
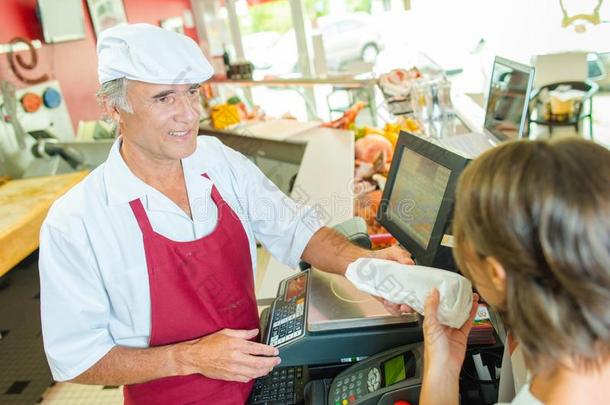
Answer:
[96, 78, 133, 115]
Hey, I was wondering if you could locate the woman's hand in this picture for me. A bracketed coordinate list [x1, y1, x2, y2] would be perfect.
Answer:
[423, 289, 479, 376]
[419, 289, 479, 405]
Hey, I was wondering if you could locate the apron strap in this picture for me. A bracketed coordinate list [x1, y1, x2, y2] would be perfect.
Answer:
[129, 199, 155, 236]
[201, 173, 223, 206]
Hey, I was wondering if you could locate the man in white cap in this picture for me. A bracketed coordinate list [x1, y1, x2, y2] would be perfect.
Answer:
[39, 23, 413, 404]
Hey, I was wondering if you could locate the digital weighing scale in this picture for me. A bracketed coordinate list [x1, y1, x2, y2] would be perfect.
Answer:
[259, 268, 422, 367]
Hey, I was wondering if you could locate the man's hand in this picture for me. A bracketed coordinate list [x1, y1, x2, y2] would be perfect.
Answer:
[301, 229, 416, 315]
[177, 328, 281, 383]
[373, 295, 415, 317]
[368, 244, 415, 266]
[369, 244, 416, 316]
[302, 228, 414, 277]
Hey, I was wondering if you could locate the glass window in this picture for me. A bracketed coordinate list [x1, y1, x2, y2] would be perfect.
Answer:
[306, 1, 380, 73]
[199, 0, 234, 58]
[237, 0, 300, 78]
[372, 0, 609, 93]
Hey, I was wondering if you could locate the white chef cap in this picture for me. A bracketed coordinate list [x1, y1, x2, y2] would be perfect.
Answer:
[97, 23, 214, 85]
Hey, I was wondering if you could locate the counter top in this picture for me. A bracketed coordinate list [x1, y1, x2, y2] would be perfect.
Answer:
[0, 171, 88, 276]
[260, 124, 354, 297]
[200, 121, 354, 222]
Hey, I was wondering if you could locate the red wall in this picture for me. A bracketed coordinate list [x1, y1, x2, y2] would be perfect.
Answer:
[0, 0, 199, 132]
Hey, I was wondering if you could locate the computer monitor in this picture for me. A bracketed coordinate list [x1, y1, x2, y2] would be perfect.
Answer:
[483, 57, 535, 141]
[377, 131, 470, 270]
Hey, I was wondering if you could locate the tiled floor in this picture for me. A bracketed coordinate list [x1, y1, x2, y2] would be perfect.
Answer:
[30, 93, 610, 404]
[0, 255, 53, 405]
[41, 384, 123, 405]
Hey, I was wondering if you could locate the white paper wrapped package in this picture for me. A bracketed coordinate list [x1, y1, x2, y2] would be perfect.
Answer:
[346, 258, 473, 328]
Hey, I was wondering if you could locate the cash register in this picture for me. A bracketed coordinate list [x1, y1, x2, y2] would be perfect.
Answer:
[249, 130, 483, 405]
[249, 266, 424, 405]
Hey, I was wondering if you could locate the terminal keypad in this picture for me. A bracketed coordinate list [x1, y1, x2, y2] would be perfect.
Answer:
[269, 299, 304, 347]
[332, 370, 369, 405]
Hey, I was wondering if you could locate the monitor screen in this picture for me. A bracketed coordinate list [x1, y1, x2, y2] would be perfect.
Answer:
[483, 58, 533, 141]
[378, 131, 470, 269]
[386, 148, 452, 250]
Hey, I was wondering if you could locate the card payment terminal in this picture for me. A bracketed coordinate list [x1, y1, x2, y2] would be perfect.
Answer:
[323, 343, 422, 405]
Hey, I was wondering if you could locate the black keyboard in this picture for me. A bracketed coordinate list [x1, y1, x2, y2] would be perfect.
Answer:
[248, 366, 309, 405]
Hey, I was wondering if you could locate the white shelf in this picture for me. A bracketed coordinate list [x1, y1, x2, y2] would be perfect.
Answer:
[0, 39, 42, 55]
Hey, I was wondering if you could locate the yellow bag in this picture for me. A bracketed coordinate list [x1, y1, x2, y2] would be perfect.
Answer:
[211, 104, 240, 129]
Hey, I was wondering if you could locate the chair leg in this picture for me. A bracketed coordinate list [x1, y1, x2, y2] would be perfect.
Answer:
[589, 100, 594, 140]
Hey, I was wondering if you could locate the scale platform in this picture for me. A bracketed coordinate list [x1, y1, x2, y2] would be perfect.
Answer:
[261, 268, 422, 367]
[307, 268, 418, 332]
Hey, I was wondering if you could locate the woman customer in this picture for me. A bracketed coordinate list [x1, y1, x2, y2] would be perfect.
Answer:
[420, 138, 610, 404]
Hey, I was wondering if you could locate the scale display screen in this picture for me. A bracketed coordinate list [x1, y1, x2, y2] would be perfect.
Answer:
[284, 274, 306, 301]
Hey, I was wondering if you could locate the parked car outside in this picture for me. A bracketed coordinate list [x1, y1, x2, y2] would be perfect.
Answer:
[247, 12, 384, 76]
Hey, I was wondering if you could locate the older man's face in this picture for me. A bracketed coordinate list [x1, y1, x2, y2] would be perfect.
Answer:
[120, 80, 202, 162]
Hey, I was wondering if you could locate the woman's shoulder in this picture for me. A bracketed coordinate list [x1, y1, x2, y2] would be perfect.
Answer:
[497, 384, 544, 405]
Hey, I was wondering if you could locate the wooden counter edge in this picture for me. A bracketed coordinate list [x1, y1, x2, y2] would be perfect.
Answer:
[0, 171, 89, 277]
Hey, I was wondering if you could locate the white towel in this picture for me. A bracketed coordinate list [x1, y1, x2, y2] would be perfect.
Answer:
[345, 258, 473, 328]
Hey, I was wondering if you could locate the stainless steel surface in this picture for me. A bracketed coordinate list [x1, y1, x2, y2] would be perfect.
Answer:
[307, 268, 418, 332]
[57, 140, 113, 168]
[23, 140, 113, 178]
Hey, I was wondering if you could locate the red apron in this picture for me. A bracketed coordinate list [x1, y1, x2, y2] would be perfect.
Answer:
[123, 173, 259, 405]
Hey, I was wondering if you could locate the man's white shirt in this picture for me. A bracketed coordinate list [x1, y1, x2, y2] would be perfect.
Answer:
[39, 135, 324, 381]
